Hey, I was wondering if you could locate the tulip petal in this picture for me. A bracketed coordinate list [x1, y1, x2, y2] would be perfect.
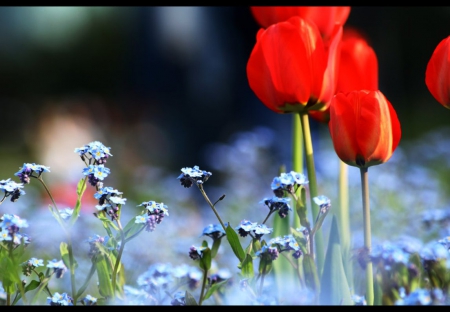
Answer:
[329, 92, 359, 166]
[425, 36, 450, 108]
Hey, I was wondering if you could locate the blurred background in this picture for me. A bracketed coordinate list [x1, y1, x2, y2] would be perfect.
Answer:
[1, 7, 450, 296]
[0, 7, 449, 177]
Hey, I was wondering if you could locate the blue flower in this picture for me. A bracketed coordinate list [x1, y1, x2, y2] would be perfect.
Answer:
[137, 262, 174, 293]
[47, 259, 67, 278]
[201, 223, 226, 240]
[420, 241, 449, 261]
[14, 163, 50, 184]
[235, 220, 257, 237]
[0, 229, 11, 241]
[0, 179, 25, 202]
[395, 288, 445, 305]
[47, 292, 73, 306]
[58, 208, 74, 220]
[177, 165, 212, 188]
[189, 245, 207, 260]
[136, 201, 169, 232]
[81, 294, 97, 306]
[93, 186, 126, 221]
[255, 245, 279, 260]
[260, 196, 292, 218]
[271, 171, 308, 197]
[28, 257, 44, 267]
[313, 195, 331, 213]
[268, 235, 302, 259]
[171, 291, 186, 306]
[75, 141, 112, 165]
[253, 224, 273, 238]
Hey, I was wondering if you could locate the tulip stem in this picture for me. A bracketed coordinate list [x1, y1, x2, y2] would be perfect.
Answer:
[299, 111, 324, 275]
[292, 113, 303, 229]
[360, 167, 374, 305]
[338, 160, 353, 289]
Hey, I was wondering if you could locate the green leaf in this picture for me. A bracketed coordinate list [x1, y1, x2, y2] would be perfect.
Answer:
[185, 290, 198, 305]
[69, 177, 87, 226]
[303, 254, 320, 294]
[95, 255, 114, 299]
[225, 224, 245, 262]
[60, 242, 78, 271]
[12, 280, 41, 305]
[319, 215, 352, 305]
[202, 279, 229, 301]
[98, 215, 119, 234]
[240, 253, 254, 279]
[48, 204, 66, 229]
[199, 247, 212, 272]
[258, 253, 273, 276]
[210, 238, 221, 259]
[296, 187, 311, 230]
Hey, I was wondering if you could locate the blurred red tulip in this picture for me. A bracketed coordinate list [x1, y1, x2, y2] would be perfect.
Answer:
[250, 6, 350, 44]
[310, 27, 379, 124]
[425, 35, 450, 109]
[246, 16, 342, 114]
[328, 90, 401, 168]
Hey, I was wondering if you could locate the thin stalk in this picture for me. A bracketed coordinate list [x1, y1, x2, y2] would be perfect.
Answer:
[360, 167, 374, 305]
[261, 210, 275, 225]
[37, 177, 77, 303]
[338, 160, 353, 289]
[280, 252, 304, 286]
[292, 112, 303, 229]
[30, 271, 54, 305]
[111, 219, 126, 302]
[75, 262, 97, 299]
[198, 269, 208, 305]
[197, 184, 226, 231]
[300, 111, 324, 274]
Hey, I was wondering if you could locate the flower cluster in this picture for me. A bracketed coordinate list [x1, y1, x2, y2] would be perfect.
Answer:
[189, 245, 207, 260]
[0, 178, 25, 203]
[75, 141, 112, 186]
[86, 234, 110, 258]
[14, 163, 50, 184]
[177, 165, 212, 188]
[47, 292, 73, 306]
[21, 257, 44, 276]
[256, 235, 303, 260]
[259, 196, 292, 218]
[271, 171, 308, 197]
[235, 220, 273, 239]
[47, 259, 67, 279]
[0, 214, 30, 246]
[94, 186, 126, 220]
[135, 201, 169, 232]
[201, 223, 226, 241]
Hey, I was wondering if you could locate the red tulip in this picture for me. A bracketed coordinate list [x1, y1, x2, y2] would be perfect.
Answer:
[246, 16, 343, 114]
[310, 27, 379, 124]
[328, 90, 401, 168]
[425, 35, 450, 109]
[250, 6, 350, 44]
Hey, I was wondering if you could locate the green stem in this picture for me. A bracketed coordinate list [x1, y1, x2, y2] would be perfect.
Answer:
[338, 160, 353, 289]
[37, 177, 77, 304]
[30, 270, 54, 305]
[360, 167, 374, 305]
[197, 184, 226, 231]
[300, 111, 324, 275]
[198, 269, 208, 305]
[292, 113, 303, 229]
[111, 219, 126, 302]
[75, 262, 97, 299]
[280, 252, 304, 286]
[262, 210, 275, 225]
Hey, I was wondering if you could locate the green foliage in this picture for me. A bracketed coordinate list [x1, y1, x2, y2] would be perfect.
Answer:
[319, 215, 352, 305]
